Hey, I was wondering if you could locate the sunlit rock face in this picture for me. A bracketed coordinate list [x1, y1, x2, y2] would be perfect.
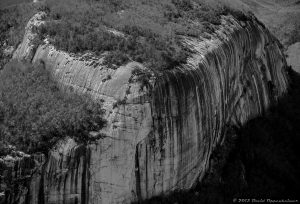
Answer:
[12, 12, 45, 62]
[11, 12, 289, 204]
[135, 16, 289, 200]
[40, 138, 90, 204]
[286, 42, 300, 73]
[0, 150, 44, 204]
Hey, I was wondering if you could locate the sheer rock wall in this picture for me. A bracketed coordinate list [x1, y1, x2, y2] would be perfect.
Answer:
[9, 12, 289, 204]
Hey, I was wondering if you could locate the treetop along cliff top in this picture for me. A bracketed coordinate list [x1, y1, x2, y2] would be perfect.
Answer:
[33, 0, 247, 70]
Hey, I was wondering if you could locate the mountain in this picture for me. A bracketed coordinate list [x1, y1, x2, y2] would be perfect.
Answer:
[0, 0, 295, 203]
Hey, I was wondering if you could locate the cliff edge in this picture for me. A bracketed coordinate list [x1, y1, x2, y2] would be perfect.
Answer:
[7, 10, 289, 204]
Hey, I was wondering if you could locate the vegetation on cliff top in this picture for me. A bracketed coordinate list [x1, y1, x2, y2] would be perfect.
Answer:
[34, 0, 246, 70]
[0, 2, 39, 49]
[0, 2, 39, 69]
[0, 60, 106, 155]
[0, 0, 247, 70]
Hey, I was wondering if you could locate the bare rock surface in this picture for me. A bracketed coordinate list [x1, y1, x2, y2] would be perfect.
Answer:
[0, 148, 44, 204]
[12, 12, 46, 62]
[286, 42, 300, 73]
[7, 10, 290, 204]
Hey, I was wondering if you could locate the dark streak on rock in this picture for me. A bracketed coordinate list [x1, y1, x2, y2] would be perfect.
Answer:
[135, 145, 142, 201]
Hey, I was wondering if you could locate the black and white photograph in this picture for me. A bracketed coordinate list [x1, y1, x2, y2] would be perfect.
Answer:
[0, 0, 299, 203]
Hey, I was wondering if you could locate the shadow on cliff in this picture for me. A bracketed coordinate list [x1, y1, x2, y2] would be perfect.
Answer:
[135, 69, 300, 204]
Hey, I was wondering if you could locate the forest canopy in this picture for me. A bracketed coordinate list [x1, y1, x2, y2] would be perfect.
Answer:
[0, 60, 106, 154]
[0, 0, 246, 70]
[33, 0, 246, 70]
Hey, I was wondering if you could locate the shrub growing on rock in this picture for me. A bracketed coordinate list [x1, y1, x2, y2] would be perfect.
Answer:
[0, 3, 38, 48]
[0, 60, 106, 154]
[34, 0, 246, 70]
[0, 2, 39, 69]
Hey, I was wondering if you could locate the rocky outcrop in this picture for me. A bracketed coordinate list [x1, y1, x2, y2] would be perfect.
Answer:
[0, 139, 90, 204]
[0, 148, 44, 204]
[286, 42, 300, 73]
[38, 138, 90, 204]
[12, 12, 45, 62]
[10, 11, 289, 204]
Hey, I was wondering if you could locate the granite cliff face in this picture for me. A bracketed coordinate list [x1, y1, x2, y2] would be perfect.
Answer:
[6, 11, 289, 204]
[0, 148, 45, 204]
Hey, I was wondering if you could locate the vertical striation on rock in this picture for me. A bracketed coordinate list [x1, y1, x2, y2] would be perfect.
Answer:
[135, 15, 289, 199]
[9, 12, 289, 204]
[27, 138, 91, 204]
[41, 138, 90, 204]
[12, 12, 46, 62]
[0, 150, 45, 204]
